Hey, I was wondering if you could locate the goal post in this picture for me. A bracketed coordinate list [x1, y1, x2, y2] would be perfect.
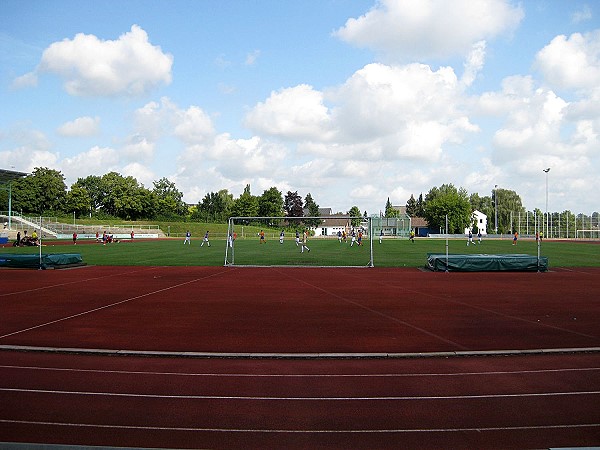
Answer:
[224, 216, 374, 267]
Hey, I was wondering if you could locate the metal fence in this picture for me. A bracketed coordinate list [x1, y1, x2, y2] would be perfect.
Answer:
[507, 211, 599, 239]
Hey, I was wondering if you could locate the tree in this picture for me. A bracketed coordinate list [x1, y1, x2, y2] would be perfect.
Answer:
[416, 193, 425, 217]
[405, 195, 417, 216]
[13, 167, 67, 214]
[231, 184, 258, 218]
[65, 185, 91, 218]
[423, 184, 471, 233]
[469, 193, 493, 229]
[153, 177, 186, 217]
[385, 197, 398, 217]
[258, 187, 284, 218]
[73, 175, 104, 216]
[493, 188, 525, 233]
[284, 191, 303, 217]
[304, 192, 320, 227]
[348, 205, 362, 227]
[197, 191, 228, 222]
[98, 172, 153, 220]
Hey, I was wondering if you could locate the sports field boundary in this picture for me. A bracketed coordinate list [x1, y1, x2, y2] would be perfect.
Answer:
[2, 345, 599, 359]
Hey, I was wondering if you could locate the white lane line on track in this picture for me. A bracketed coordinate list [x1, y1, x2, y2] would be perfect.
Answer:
[0, 267, 158, 297]
[2, 387, 599, 400]
[0, 268, 234, 340]
[1, 364, 600, 377]
[0, 419, 599, 433]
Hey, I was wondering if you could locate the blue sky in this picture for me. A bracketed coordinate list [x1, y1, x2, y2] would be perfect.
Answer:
[1, 0, 599, 215]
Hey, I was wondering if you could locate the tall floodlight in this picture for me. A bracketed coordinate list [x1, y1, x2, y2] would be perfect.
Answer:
[543, 168, 550, 238]
[494, 185, 498, 234]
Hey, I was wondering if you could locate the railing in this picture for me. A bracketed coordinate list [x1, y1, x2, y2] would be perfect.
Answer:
[0, 212, 164, 238]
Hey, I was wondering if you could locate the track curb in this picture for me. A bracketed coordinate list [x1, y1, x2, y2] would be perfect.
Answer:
[2, 345, 600, 359]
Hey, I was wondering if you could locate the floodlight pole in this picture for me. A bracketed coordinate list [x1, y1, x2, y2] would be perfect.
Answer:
[494, 185, 498, 235]
[445, 214, 449, 272]
[543, 168, 550, 238]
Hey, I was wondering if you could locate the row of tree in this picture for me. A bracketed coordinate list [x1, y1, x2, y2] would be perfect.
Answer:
[2, 167, 595, 234]
[1, 167, 348, 225]
[387, 184, 530, 234]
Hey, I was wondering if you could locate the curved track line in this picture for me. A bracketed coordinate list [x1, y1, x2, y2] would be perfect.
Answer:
[2, 387, 600, 400]
[1, 419, 599, 434]
[2, 364, 599, 377]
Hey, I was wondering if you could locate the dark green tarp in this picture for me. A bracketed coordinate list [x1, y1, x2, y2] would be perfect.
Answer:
[0, 253, 84, 269]
[427, 253, 548, 272]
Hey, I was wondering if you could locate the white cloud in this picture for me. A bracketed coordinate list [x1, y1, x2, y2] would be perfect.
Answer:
[329, 63, 477, 157]
[534, 31, 600, 92]
[123, 137, 154, 163]
[571, 4, 592, 23]
[61, 146, 119, 182]
[122, 162, 155, 188]
[492, 88, 568, 162]
[461, 41, 486, 87]
[173, 106, 215, 144]
[244, 84, 334, 141]
[334, 0, 523, 61]
[57, 116, 100, 137]
[11, 72, 37, 90]
[245, 49, 261, 66]
[35, 25, 173, 97]
[131, 98, 215, 145]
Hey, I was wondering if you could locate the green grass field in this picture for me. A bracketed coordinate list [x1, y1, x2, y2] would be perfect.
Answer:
[2, 236, 599, 267]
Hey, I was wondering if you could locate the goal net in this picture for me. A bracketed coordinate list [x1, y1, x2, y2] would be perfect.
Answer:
[224, 216, 374, 267]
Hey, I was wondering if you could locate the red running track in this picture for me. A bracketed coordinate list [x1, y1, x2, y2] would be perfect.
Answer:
[1, 351, 599, 449]
[1, 266, 599, 353]
[1, 266, 599, 448]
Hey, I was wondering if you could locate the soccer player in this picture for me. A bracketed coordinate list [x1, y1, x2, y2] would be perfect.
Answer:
[279, 230, 285, 244]
[184, 230, 191, 245]
[467, 231, 473, 246]
[259, 230, 266, 244]
[379, 229, 383, 244]
[350, 230, 356, 247]
[338, 230, 342, 243]
[301, 230, 310, 253]
[478, 231, 482, 244]
[357, 230, 363, 246]
[512, 231, 518, 245]
[72, 232, 77, 245]
[201, 230, 210, 247]
[295, 230, 300, 246]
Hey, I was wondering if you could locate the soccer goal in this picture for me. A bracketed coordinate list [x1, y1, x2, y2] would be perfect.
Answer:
[224, 216, 374, 267]
[576, 229, 600, 239]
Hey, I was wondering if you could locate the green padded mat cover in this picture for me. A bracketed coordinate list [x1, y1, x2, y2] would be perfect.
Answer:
[427, 253, 548, 272]
[0, 253, 84, 269]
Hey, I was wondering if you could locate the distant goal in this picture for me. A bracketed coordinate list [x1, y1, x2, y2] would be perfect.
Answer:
[224, 216, 374, 267]
[576, 229, 600, 239]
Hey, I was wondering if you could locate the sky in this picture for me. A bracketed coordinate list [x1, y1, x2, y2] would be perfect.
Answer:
[1, 0, 599, 216]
